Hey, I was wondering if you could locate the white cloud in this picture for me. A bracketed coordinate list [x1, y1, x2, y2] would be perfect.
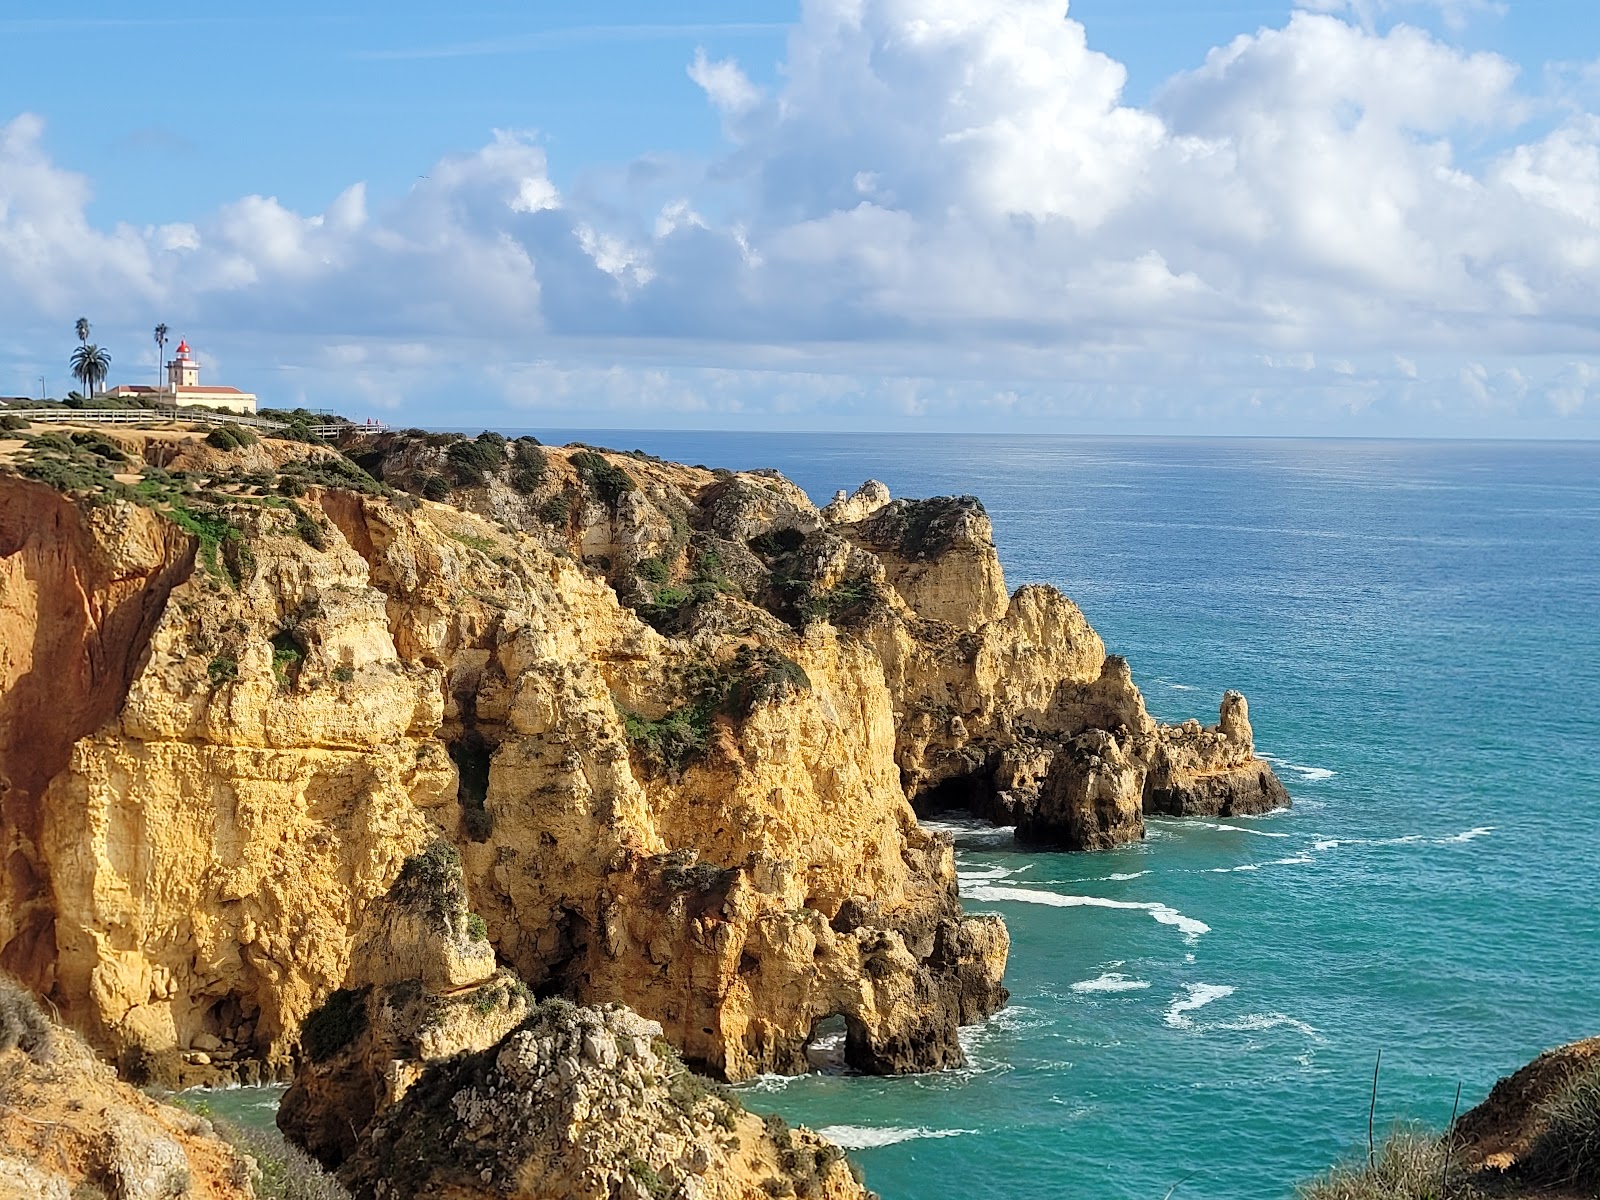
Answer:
[3, 3, 1600, 431]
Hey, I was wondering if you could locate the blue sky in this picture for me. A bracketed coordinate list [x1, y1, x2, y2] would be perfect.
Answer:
[4, 1, 1600, 434]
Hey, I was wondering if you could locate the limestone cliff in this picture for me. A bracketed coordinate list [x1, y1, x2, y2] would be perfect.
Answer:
[278, 841, 868, 1200]
[344, 1000, 869, 1200]
[0, 421, 1284, 1095]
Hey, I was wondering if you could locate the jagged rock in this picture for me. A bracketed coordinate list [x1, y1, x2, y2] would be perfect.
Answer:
[822, 480, 891, 525]
[839, 496, 1009, 629]
[0, 431, 1281, 1090]
[1017, 731, 1145, 850]
[1143, 693, 1290, 817]
[279, 841, 531, 1168]
[340, 1000, 870, 1200]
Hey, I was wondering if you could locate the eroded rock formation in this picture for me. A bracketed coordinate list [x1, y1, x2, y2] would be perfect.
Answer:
[0, 424, 1284, 1095]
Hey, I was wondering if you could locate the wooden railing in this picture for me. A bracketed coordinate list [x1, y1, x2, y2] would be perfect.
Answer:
[8, 407, 381, 438]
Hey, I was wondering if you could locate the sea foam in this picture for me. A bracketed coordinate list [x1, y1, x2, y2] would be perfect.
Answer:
[817, 1126, 978, 1150]
[1164, 983, 1236, 1028]
[1071, 972, 1152, 993]
[962, 884, 1211, 942]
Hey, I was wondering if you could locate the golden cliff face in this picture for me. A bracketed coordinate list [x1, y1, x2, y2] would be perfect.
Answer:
[0, 427, 1284, 1094]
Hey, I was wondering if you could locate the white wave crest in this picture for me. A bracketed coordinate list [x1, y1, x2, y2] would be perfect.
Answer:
[1310, 828, 1493, 852]
[1071, 972, 1152, 993]
[1438, 826, 1495, 843]
[1215, 1013, 1325, 1041]
[1198, 822, 1291, 839]
[1261, 754, 1336, 782]
[1105, 871, 1149, 881]
[957, 865, 1024, 881]
[1207, 855, 1314, 874]
[817, 1126, 978, 1150]
[1164, 983, 1235, 1028]
[961, 884, 1210, 942]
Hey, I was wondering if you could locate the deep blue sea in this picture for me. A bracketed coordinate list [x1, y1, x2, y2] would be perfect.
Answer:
[214, 435, 1600, 1199]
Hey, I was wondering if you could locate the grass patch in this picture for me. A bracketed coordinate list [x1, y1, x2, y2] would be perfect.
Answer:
[212, 1118, 350, 1200]
[167, 501, 247, 587]
[1297, 1131, 1475, 1200]
[449, 530, 499, 555]
[0, 977, 53, 1063]
[1524, 1064, 1600, 1191]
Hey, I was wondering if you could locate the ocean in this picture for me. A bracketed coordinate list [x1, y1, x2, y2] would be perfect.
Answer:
[210, 434, 1600, 1199]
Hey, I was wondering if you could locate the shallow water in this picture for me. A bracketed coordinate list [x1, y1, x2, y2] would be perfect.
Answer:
[222, 435, 1600, 1199]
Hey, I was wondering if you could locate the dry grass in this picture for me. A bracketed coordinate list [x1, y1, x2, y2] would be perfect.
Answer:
[1522, 1065, 1600, 1192]
[1297, 1130, 1480, 1200]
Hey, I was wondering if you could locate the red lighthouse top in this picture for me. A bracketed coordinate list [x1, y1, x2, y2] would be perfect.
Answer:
[175, 340, 190, 355]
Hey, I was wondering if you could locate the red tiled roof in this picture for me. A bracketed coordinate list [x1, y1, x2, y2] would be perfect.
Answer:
[175, 386, 249, 395]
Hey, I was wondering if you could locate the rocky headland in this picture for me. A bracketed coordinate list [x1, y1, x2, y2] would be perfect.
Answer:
[0, 415, 1290, 1196]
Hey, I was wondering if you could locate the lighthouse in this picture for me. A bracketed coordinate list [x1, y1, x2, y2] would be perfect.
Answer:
[105, 338, 258, 414]
[167, 341, 201, 389]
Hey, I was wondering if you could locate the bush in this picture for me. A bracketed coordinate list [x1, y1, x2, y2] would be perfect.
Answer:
[446, 433, 506, 486]
[206, 426, 240, 451]
[207, 656, 239, 686]
[0, 414, 26, 432]
[392, 840, 465, 925]
[571, 450, 634, 506]
[331, 664, 355, 683]
[538, 491, 573, 527]
[0, 976, 53, 1063]
[270, 630, 305, 690]
[1524, 1064, 1600, 1190]
[421, 474, 450, 501]
[508, 440, 547, 494]
[465, 912, 488, 942]
[300, 987, 370, 1064]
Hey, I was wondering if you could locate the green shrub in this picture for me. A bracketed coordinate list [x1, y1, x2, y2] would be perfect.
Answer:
[167, 503, 246, 587]
[421, 474, 450, 501]
[465, 912, 488, 942]
[0, 414, 26, 432]
[1524, 1064, 1600, 1190]
[571, 450, 634, 506]
[270, 630, 305, 689]
[69, 431, 128, 462]
[288, 501, 329, 551]
[331, 664, 355, 683]
[446, 433, 505, 486]
[538, 491, 573, 527]
[206, 426, 241, 451]
[300, 987, 370, 1063]
[207, 656, 239, 686]
[509, 439, 547, 494]
[392, 840, 465, 926]
[636, 556, 670, 585]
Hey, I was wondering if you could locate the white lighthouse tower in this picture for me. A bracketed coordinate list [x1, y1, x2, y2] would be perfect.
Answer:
[167, 340, 201, 389]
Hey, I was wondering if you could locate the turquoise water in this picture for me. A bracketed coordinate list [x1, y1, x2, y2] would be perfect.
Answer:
[222, 435, 1600, 1199]
[552, 434, 1600, 1199]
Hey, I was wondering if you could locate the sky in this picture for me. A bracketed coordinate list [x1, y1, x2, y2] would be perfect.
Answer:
[3, 0, 1600, 436]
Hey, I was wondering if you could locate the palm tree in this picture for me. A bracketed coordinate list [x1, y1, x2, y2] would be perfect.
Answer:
[70, 344, 111, 399]
[74, 317, 90, 344]
[154, 323, 169, 391]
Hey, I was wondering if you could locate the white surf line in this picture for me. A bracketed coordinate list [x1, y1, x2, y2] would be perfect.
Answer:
[1071, 972, 1152, 993]
[1164, 983, 1235, 1028]
[1260, 752, 1337, 782]
[1191, 821, 1291, 839]
[961, 884, 1210, 942]
[1205, 855, 1314, 874]
[1310, 827, 1494, 852]
[817, 1126, 979, 1150]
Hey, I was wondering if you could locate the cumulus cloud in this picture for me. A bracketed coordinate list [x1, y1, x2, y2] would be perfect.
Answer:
[3, 1, 1600, 430]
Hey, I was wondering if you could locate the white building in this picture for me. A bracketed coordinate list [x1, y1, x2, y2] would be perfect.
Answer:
[103, 341, 258, 415]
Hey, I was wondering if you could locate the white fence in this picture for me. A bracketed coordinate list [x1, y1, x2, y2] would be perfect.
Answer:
[8, 407, 379, 438]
